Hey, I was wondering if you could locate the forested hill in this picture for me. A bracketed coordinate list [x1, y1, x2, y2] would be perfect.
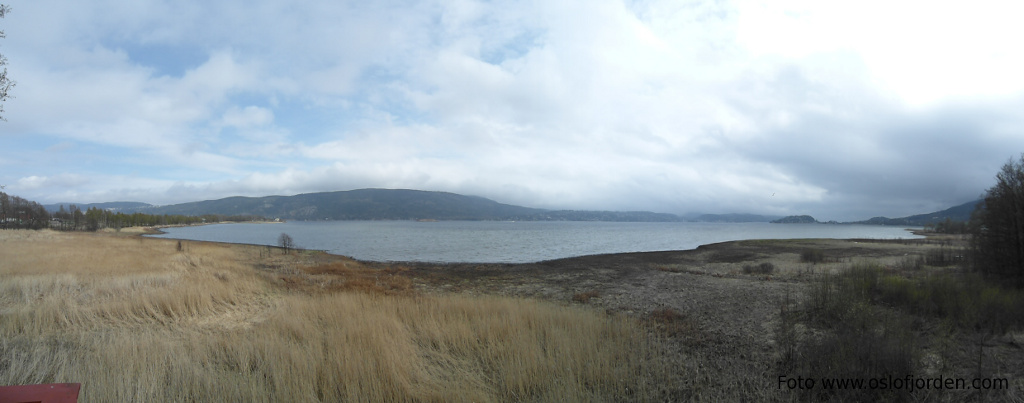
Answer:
[141, 188, 687, 222]
[36, 189, 986, 224]
[144, 189, 541, 220]
[851, 199, 982, 226]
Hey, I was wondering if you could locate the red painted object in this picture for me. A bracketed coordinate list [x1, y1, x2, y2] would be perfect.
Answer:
[0, 383, 81, 403]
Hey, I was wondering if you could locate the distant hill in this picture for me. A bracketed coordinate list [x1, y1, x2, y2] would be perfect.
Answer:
[771, 215, 818, 224]
[143, 189, 542, 220]
[693, 213, 782, 223]
[851, 199, 981, 226]
[137, 189, 686, 222]
[533, 210, 684, 222]
[46, 190, 983, 224]
[44, 201, 153, 213]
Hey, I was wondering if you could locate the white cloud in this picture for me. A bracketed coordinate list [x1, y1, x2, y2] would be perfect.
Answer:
[1, 0, 1023, 220]
[17, 174, 89, 190]
[734, 0, 1024, 106]
[221, 106, 274, 128]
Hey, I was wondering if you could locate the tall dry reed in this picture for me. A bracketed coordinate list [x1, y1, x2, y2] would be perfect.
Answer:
[0, 230, 670, 402]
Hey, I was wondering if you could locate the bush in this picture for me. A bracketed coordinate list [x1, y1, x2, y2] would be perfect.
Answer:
[800, 249, 825, 264]
[792, 318, 917, 403]
[895, 255, 924, 271]
[791, 262, 1024, 401]
[794, 264, 918, 402]
[925, 247, 965, 267]
[742, 262, 775, 275]
[807, 265, 882, 327]
[811, 263, 1024, 333]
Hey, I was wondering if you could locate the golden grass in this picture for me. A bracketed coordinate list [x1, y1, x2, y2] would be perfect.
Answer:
[0, 230, 669, 402]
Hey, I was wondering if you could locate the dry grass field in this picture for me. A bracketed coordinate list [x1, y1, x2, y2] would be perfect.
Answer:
[10, 229, 1019, 401]
[0, 230, 671, 402]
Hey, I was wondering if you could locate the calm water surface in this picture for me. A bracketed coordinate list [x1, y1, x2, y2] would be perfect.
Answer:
[149, 221, 922, 263]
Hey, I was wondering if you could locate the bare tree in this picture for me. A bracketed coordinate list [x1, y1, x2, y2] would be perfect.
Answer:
[971, 154, 1024, 286]
[278, 233, 295, 254]
[0, 5, 13, 121]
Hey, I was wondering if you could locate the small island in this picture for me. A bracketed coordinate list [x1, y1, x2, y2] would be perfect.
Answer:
[770, 215, 818, 224]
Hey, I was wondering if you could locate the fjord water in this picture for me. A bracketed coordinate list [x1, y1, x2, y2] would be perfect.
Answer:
[149, 221, 923, 263]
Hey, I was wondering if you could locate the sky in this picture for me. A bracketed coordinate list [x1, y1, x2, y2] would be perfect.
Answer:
[2, 0, 1024, 221]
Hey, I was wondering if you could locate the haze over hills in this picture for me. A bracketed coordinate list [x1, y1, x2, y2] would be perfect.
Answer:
[41, 188, 981, 224]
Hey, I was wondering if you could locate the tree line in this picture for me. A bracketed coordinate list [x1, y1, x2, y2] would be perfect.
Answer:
[0, 191, 50, 229]
[925, 217, 970, 234]
[0, 191, 265, 231]
[971, 154, 1024, 287]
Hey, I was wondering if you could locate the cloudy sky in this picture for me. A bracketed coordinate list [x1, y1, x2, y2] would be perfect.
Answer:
[2, 0, 1023, 221]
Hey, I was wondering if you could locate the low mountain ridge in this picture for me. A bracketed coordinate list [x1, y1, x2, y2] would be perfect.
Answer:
[146, 189, 546, 221]
[850, 199, 981, 226]
[42, 189, 984, 224]
[695, 213, 782, 223]
[134, 189, 685, 222]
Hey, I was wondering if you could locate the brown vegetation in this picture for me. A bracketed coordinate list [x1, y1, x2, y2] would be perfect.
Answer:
[0, 230, 670, 402]
[5, 229, 1024, 401]
[392, 236, 1024, 401]
[571, 290, 600, 303]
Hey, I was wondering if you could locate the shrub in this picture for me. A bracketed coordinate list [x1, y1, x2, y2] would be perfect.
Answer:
[877, 275, 917, 307]
[812, 263, 1024, 333]
[793, 262, 1024, 401]
[895, 255, 924, 271]
[792, 318, 917, 403]
[794, 264, 918, 402]
[925, 247, 965, 267]
[742, 262, 775, 275]
[800, 249, 825, 263]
